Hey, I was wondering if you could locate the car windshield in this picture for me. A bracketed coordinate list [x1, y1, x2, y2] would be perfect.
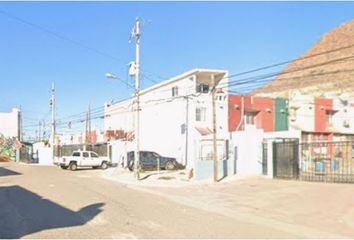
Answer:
[91, 152, 98, 158]
[152, 152, 159, 157]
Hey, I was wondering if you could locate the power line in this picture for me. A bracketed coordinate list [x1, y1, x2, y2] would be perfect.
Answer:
[54, 62, 354, 130]
[231, 67, 354, 94]
[39, 38, 354, 133]
[226, 42, 354, 80]
[218, 53, 354, 90]
[0, 9, 124, 63]
[0, 8, 163, 90]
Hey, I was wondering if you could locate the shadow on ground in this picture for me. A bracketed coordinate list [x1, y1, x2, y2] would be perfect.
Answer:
[0, 185, 104, 239]
[0, 167, 21, 177]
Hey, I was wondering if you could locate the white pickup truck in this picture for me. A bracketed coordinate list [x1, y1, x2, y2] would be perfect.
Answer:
[56, 150, 110, 171]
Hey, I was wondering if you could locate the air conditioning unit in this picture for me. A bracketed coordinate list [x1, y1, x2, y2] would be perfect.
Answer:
[343, 120, 350, 128]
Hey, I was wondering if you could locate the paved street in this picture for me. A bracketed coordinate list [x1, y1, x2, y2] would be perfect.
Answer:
[134, 176, 354, 239]
[0, 162, 352, 239]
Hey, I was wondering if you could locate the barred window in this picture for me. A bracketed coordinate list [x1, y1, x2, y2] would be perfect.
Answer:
[196, 107, 206, 121]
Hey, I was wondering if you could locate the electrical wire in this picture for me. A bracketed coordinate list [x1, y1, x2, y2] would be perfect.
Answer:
[0, 8, 124, 63]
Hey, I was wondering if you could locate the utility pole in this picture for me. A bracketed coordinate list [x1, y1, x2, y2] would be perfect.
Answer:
[211, 74, 218, 183]
[18, 106, 23, 142]
[50, 82, 56, 149]
[42, 120, 46, 141]
[85, 104, 90, 147]
[131, 18, 141, 180]
[38, 121, 42, 142]
[85, 103, 91, 145]
[184, 96, 189, 167]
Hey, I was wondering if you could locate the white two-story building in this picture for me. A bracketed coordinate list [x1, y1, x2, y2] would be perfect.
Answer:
[0, 108, 21, 139]
[104, 69, 231, 178]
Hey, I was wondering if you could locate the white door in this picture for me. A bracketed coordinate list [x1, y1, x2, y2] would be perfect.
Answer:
[81, 152, 91, 166]
[90, 152, 101, 166]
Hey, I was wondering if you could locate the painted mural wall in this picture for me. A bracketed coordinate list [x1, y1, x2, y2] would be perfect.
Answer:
[0, 134, 19, 159]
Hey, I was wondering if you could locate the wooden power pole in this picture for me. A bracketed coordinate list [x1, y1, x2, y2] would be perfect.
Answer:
[211, 74, 218, 183]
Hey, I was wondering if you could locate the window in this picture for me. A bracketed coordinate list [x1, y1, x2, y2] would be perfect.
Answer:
[72, 152, 80, 157]
[83, 152, 89, 158]
[196, 83, 209, 93]
[91, 152, 98, 158]
[172, 86, 178, 97]
[245, 112, 257, 125]
[196, 107, 206, 121]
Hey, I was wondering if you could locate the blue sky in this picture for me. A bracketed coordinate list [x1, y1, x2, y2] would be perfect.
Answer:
[1, 2, 354, 139]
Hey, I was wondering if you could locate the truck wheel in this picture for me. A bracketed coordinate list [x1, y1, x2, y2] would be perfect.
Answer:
[165, 161, 176, 171]
[69, 162, 77, 171]
[101, 161, 108, 170]
[60, 166, 68, 170]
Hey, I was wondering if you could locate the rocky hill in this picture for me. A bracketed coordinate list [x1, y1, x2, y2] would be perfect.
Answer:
[253, 19, 354, 98]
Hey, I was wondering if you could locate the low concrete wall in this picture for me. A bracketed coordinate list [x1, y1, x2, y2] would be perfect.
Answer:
[110, 140, 134, 168]
[194, 159, 235, 180]
[264, 130, 302, 140]
[232, 129, 264, 177]
[33, 142, 53, 165]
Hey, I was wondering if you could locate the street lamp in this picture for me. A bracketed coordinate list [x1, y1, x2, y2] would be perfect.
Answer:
[105, 72, 119, 80]
[106, 72, 134, 89]
[105, 69, 140, 180]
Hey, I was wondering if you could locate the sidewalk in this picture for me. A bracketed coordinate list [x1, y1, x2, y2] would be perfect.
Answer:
[101, 166, 248, 188]
[101, 169, 353, 238]
[101, 167, 198, 188]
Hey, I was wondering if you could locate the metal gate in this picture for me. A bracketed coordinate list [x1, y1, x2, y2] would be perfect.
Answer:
[300, 141, 354, 183]
[273, 140, 299, 179]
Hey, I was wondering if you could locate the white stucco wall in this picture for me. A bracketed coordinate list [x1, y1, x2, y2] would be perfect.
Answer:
[231, 128, 264, 176]
[33, 142, 53, 165]
[332, 97, 354, 135]
[0, 108, 20, 138]
[104, 69, 229, 170]
[288, 94, 315, 132]
[264, 130, 302, 141]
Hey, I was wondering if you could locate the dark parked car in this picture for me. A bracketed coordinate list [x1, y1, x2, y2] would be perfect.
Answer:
[127, 151, 181, 171]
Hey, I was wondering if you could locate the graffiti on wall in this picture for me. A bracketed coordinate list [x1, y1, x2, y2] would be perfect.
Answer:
[0, 134, 21, 158]
[105, 129, 134, 142]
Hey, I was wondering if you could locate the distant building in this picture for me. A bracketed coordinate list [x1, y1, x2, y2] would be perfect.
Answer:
[55, 129, 104, 146]
[0, 108, 21, 139]
[0, 108, 21, 159]
[228, 95, 275, 132]
[228, 92, 354, 142]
